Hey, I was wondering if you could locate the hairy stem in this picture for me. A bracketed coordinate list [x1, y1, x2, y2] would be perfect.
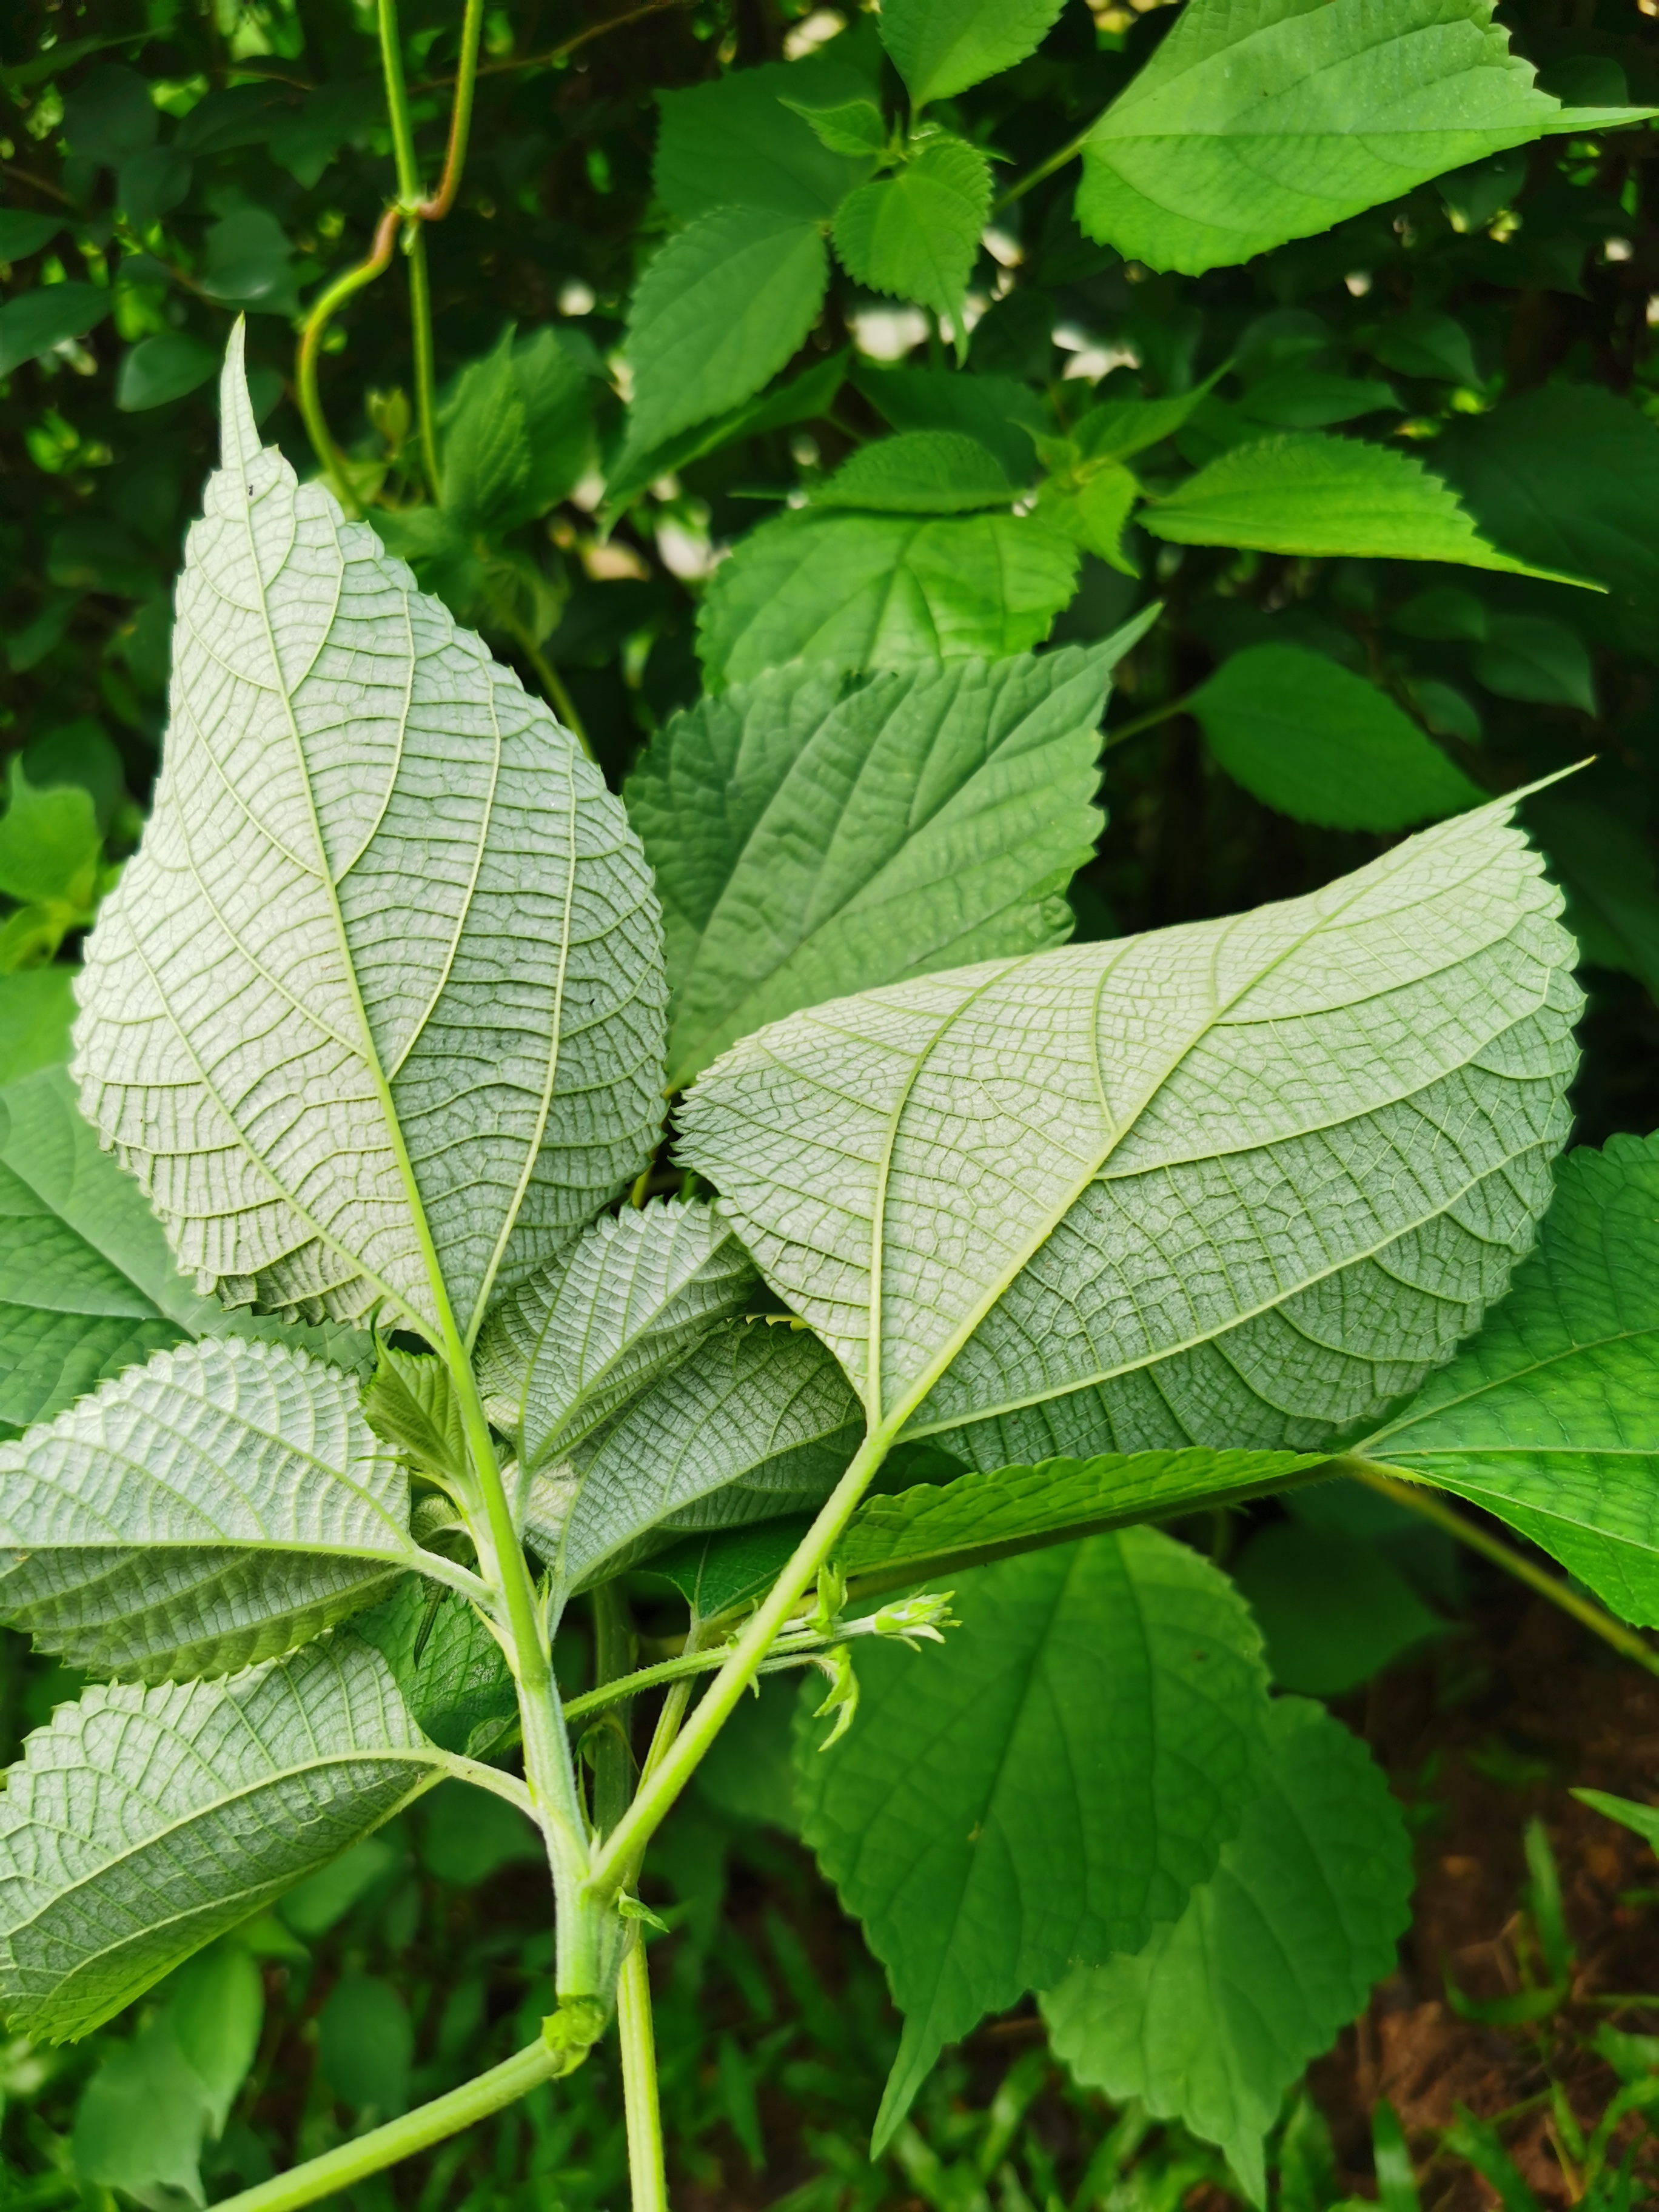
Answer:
[590, 1580, 638, 1841]
[586, 1424, 895, 1898]
[296, 208, 399, 508]
[208, 2037, 569, 2212]
[617, 1940, 669, 2212]
[1345, 1460, 1659, 1677]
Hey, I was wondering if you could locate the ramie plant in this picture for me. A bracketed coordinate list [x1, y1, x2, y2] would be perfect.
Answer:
[3, 2, 1659, 2208]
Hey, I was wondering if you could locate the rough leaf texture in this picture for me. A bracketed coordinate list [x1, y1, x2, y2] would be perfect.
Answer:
[0, 1635, 448, 2040]
[477, 1199, 756, 1472]
[74, 330, 666, 1342]
[526, 1318, 862, 1593]
[796, 1529, 1272, 2148]
[628, 648, 1118, 1089]
[1362, 1131, 1659, 1624]
[1043, 1699, 1412, 2205]
[679, 796, 1578, 1464]
[0, 1336, 440, 1680]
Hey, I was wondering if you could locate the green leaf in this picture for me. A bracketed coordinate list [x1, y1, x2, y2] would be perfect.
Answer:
[1236, 371, 1401, 430]
[833, 135, 993, 334]
[1043, 1699, 1413, 2206]
[0, 212, 61, 260]
[438, 329, 532, 533]
[527, 1318, 862, 1595]
[0, 753, 101, 910]
[839, 1448, 1329, 1584]
[631, 645, 1126, 1088]
[1472, 615, 1597, 714]
[0, 969, 76, 1084]
[780, 93, 888, 159]
[853, 361, 1049, 483]
[1372, 310, 1482, 388]
[626, 209, 830, 454]
[353, 1577, 517, 1758]
[116, 331, 218, 412]
[679, 795, 1579, 1466]
[1033, 460, 1141, 573]
[1229, 1523, 1445, 1695]
[0, 1635, 456, 2040]
[477, 1199, 757, 1472]
[169, 1939, 264, 2136]
[1436, 386, 1659, 629]
[1188, 644, 1485, 831]
[1573, 1787, 1659, 1856]
[362, 1344, 467, 1481]
[1531, 796, 1659, 1000]
[642, 1516, 813, 1621]
[1076, 0, 1655, 276]
[1360, 1131, 1659, 1626]
[511, 326, 595, 519]
[0, 1335, 456, 1679]
[812, 432, 1016, 513]
[72, 2011, 216, 2206]
[603, 350, 848, 519]
[696, 510, 1079, 689]
[74, 330, 665, 1344]
[0, 283, 112, 377]
[795, 1528, 1272, 2148]
[879, 0, 1068, 104]
[1144, 434, 1596, 583]
[654, 58, 878, 223]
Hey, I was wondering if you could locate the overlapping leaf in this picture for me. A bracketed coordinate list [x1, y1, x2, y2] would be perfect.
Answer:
[0, 1335, 466, 1680]
[1044, 1700, 1412, 2205]
[1359, 1130, 1659, 1624]
[0, 1635, 458, 2040]
[1077, 0, 1654, 275]
[629, 645, 1131, 1088]
[525, 1319, 862, 1594]
[74, 330, 666, 1344]
[477, 1199, 756, 1471]
[679, 796, 1580, 1466]
[796, 1528, 1272, 2147]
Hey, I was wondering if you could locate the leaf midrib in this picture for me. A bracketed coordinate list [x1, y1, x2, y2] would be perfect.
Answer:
[1362, 1316, 1659, 1450]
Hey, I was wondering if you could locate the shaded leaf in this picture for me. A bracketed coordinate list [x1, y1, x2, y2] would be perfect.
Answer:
[654, 58, 877, 222]
[353, 1577, 517, 1758]
[1230, 1524, 1445, 1695]
[1189, 643, 1485, 831]
[643, 1516, 813, 1621]
[879, 0, 1068, 105]
[696, 509, 1079, 689]
[796, 1528, 1272, 2147]
[853, 361, 1048, 482]
[0, 284, 113, 378]
[1044, 1699, 1413, 2205]
[1472, 615, 1597, 713]
[811, 432, 1016, 513]
[631, 645, 1125, 1088]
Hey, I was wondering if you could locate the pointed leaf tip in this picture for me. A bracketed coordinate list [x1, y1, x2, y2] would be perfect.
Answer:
[219, 318, 260, 478]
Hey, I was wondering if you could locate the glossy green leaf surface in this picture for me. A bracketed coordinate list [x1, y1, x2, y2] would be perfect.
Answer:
[679, 797, 1578, 1467]
[0, 1635, 454, 2040]
[1361, 1131, 1659, 1625]
[1044, 1698, 1413, 2204]
[1143, 434, 1592, 580]
[630, 646, 1122, 1088]
[1190, 643, 1484, 831]
[696, 509, 1080, 689]
[625, 210, 830, 454]
[73, 333, 665, 1343]
[795, 1529, 1272, 2148]
[1077, 0, 1653, 276]
[0, 1335, 449, 1680]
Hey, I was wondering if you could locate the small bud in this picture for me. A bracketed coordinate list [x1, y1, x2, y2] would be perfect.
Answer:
[811, 1643, 858, 1749]
[812, 1561, 848, 1636]
[616, 1892, 670, 1933]
[871, 1591, 957, 1649]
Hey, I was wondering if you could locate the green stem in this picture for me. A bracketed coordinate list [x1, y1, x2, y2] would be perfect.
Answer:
[993, 122, 1094, 215]
[407, 224, 441, 496]
[1345, 1460, 1659, 1678]
[506, 617, 594, 759]
[1104, 689, 1199, 751]
[617, 1940, 669, 2212]
[296, 207, 399, 507]
[209, 2038, 566, 2212]
[590, 1580, 637, 1840]
[586, 1426, 894, 1899]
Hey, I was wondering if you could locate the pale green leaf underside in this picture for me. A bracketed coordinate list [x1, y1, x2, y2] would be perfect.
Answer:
[1361, 1130, 1659, 1626]
[526, 1318, 862, 1595]
[0, 1336, 447, 1681]
[74, 329, 666, 1344]
[695, 510, 1081, 691]
[628, 648, 1119, 1090]
[794, 1529, 1272, 2150]
[838, 1447, 1332, 1584]
[0, 1068, 372, 1438]
[625, 209, 830, 455]
[679, 795, 1579, 1467]
[0, 1635, 450, 2040]
[477, 1198, 756, 1472]
[1077, 0, 1654, 275]
[1043, 1698, 1412, 2206]
[1141, 434, 1596, 583]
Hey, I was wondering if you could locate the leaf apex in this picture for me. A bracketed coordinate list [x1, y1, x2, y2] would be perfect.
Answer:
[219, 318, 260, 482]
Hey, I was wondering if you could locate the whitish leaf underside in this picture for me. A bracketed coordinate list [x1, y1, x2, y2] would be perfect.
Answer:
[0, 1637, 445, 2040]
[74, 331, 665, 1342]
[0, 1336, 426, 1680]
[679, 798, 1579, 1463]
